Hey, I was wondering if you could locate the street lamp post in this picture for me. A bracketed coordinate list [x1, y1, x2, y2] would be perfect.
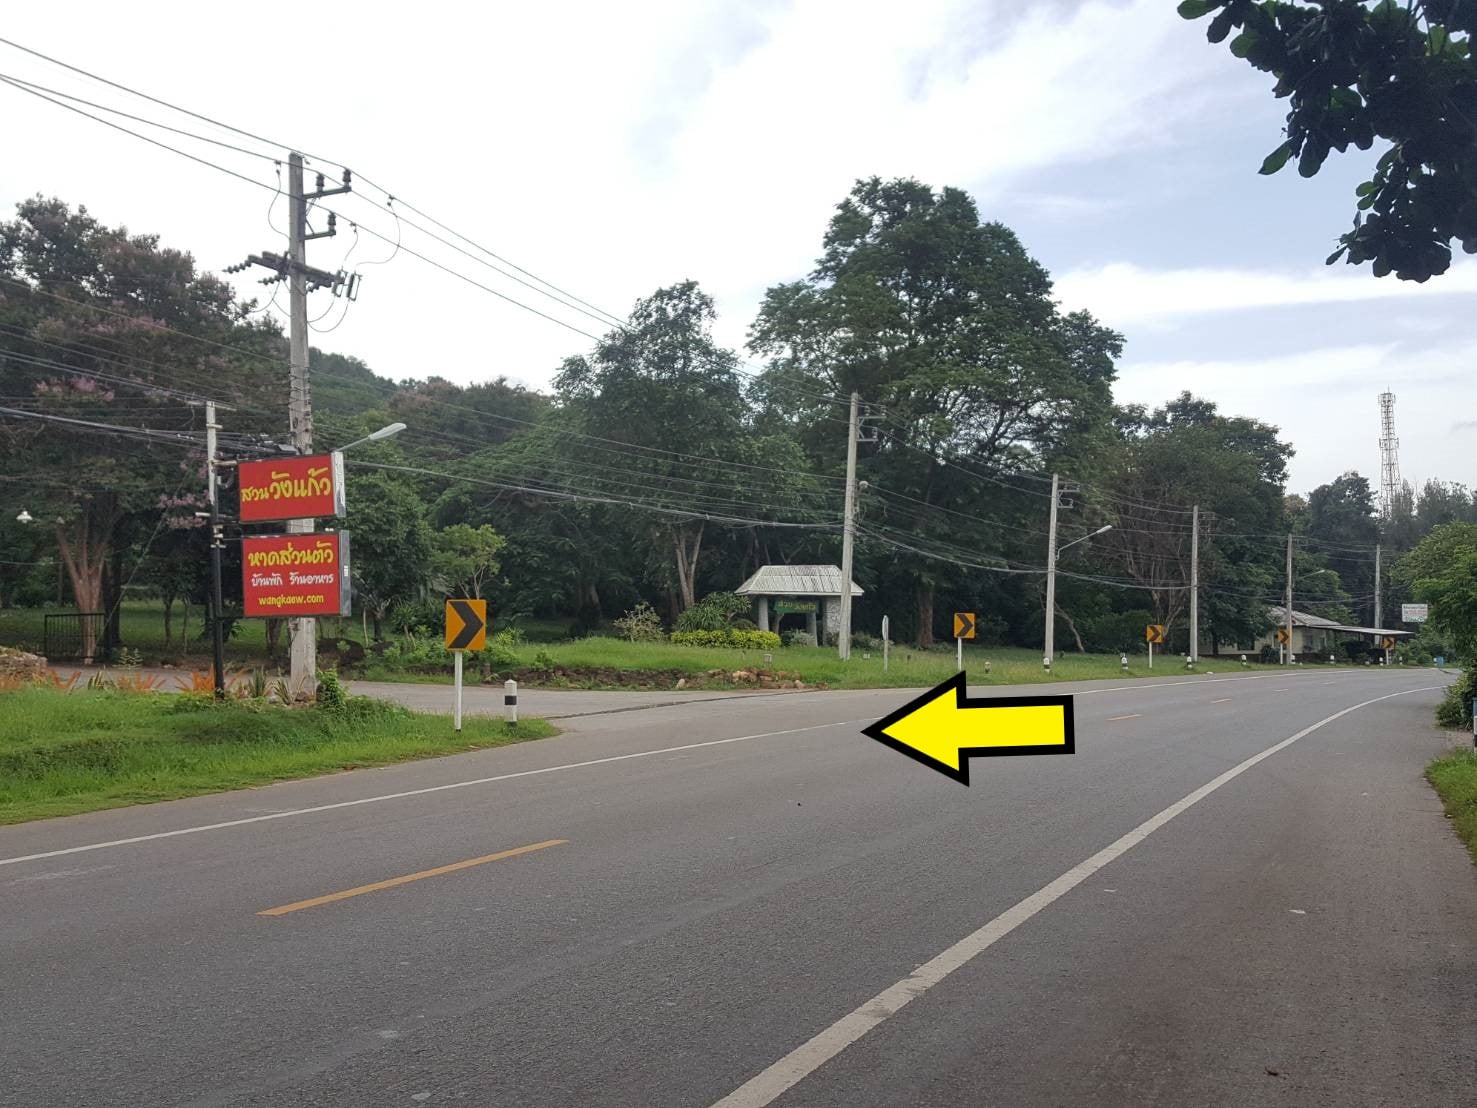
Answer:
[1045, 523, 1112, 669]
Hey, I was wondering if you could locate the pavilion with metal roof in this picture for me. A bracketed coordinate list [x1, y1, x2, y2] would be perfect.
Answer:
[735, 564, 863, 643]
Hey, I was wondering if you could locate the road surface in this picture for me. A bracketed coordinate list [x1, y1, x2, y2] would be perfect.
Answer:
[2, 668, 1472, 1107]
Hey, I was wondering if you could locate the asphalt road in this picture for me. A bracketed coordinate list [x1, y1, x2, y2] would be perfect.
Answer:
[2, 668, 1472, 1107]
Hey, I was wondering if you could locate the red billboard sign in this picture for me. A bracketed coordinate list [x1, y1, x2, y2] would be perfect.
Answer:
[242, 532, 351, 617]
[238, 453, 346, 522]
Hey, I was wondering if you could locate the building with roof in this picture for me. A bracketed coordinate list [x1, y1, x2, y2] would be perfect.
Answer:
[735, 564, 863, 644]
[1239, 606, 1413, 660]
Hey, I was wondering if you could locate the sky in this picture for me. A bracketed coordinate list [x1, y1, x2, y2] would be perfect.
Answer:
[1, 0, 1472, 496]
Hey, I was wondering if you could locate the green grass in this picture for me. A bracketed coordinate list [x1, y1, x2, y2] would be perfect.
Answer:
[363, 636, 1347, 691]
[0, 686, 557, 826]
[1427, 748, 1477, 865]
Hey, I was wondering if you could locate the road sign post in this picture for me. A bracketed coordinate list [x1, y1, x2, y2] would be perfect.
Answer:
[445, 598, 488, 734]
[453, 651, 464, 733]
[1145, 624, 1165, 669]
[953, 612, 975, 673]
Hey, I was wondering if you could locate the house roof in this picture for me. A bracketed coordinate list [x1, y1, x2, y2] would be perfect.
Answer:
[1268, 606, 1412, 638]
[735, 564, 863, 598]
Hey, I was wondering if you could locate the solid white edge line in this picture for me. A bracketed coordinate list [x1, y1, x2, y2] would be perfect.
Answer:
[708, 682, 1449, 1108]
[0, 718, 877, 868]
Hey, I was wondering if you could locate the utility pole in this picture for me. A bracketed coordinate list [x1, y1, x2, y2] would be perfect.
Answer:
[230, 153, 352, 695]
[1189, 504, 1199, 664]
[1044, 472, 1060, 668]
[838, 391, 860, 661]
[205, 402, 227, 699]
[1284, 533, 1294, 666]
[1374, 542, 1384, 664]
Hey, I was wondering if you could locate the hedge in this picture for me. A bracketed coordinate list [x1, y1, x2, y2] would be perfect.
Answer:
[670, 629, 783, 650]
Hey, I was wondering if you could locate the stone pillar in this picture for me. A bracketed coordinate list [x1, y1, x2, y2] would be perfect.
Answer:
[805, 608, 818, 641]
[756, 597, 769, 632]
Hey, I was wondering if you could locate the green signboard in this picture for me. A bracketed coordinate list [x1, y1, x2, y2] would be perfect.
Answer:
[774, 599, 818, 614]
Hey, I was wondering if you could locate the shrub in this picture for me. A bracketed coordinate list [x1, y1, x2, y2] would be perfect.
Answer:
[532, 648, 557, 670]
[675, 592, 750, 633]
[782, 630, 817, 648]
[388, 598, 442, 635]
[315, 668, 348, 712]
[1435, 666, 1476, 729]
[483, 628, 522, 668]
[671, 629, 782, 650]
[613, 602, 665, 642]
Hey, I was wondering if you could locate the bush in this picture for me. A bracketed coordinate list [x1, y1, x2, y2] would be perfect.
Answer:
[1435, 666, 1476, 729]
[675, 592, 750, 633]
[613, 602, 665, 642]
[388, 598, 442, 635]
[315, 669, 348, 712]
[782, 629, 817, 648]
[483, 627, 522, 668]
[671, 629, 782, 650]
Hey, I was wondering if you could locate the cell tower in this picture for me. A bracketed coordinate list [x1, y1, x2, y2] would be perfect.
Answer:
[1378, 390, 1400, 519]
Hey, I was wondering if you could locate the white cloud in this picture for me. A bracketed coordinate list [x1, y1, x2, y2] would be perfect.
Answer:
[1056, 259, 1477, 328]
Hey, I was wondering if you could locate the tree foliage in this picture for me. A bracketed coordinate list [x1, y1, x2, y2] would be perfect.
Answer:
[1180, 0, 1477, 281]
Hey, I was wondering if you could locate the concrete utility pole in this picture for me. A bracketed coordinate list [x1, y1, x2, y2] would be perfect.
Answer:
[1284, 533, 1294, 665]
[838, 391, 860, 661]
[205, 401, 226, 699]
[1190, 504, 1199, 664]
[231, 154, 353, 695]
[1374, 542, 1385, 664]
[1044, 472, 1060, 668]
[286, 154, 316, 695]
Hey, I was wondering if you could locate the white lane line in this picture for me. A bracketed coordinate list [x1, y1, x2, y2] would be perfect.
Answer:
[1106, 714, 1141, 722]
[0, 718, 876, 869]
[1211, 698, 1233, 704]
[709, 683, 1448, 1108]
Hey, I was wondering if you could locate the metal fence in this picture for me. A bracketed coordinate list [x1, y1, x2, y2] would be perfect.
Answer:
[43, 612, 105, 662]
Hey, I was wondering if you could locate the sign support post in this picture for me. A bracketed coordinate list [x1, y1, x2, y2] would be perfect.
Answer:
[882, 615, 890, 672]
[1148, 640, 1153, 670]
[444, 598, 487, 734]
[453, 650, 464, 733]
[956, 635, 963, 672]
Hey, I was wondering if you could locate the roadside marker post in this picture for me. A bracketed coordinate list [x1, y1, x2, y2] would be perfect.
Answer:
[505, 679, 519, 725]
[444, 598, 488, 735]
[882, 616, 890, 672]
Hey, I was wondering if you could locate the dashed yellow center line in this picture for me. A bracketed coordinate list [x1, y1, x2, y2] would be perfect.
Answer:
[258, 838, 568, 917]
[1107, 714, 1142, 722]
[1211, 698, 1233, 704]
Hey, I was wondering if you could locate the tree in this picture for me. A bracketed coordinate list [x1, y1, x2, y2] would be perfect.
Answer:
[1096, 393, 1291, 650]
[0, 198, 282, 658]
[431, 523, 505, 599]
[345, 472, 433, 639]
[1401, 523, 1477, 660]
[1301, 470, 1380, 625]
[1179, 0, 1477, 282]
[750, 177, 1120, 644]
[555, 282, 770, 612]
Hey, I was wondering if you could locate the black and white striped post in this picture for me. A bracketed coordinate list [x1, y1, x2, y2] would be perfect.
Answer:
[504, 679, 518, 726]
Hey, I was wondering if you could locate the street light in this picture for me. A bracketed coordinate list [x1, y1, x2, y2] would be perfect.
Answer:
[1058, 523, 1113, 554]
[335, 422, 407, 453]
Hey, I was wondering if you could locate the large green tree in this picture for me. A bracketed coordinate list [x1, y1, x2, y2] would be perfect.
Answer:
[750, 177, 1120, 644]
[1180, 0, 1477, 281]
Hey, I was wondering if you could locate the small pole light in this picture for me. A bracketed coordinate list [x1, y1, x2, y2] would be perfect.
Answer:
[763, 652, 774, 666]
[1120, 653, 1128, 672]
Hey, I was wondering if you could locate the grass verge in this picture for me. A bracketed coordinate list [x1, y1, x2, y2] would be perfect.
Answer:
[1427, 748, 1477, 865]
[0, 686, 556, 826]
[362, 639, 1363, 691]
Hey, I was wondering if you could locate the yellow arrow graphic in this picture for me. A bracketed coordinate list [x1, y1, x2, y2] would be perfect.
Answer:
[862, 672, 1074, 785]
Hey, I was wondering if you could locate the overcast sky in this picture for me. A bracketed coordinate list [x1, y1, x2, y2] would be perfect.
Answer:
[3, 0, 1471, 496]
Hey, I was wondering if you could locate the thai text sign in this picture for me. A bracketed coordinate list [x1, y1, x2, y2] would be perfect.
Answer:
[1401, 603, 1428, 623]
[238, 452, 346, 522]
[242, 532, 351, 617]
[774, 599, 818, 614]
